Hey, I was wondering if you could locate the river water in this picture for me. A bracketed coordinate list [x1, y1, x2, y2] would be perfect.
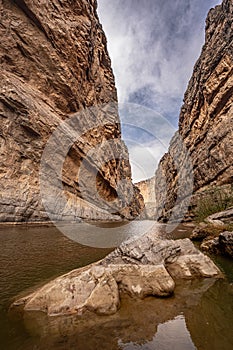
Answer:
[0, 222, 232, 350]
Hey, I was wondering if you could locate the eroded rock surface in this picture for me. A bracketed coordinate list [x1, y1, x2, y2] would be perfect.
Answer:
[12, 231, 221, 317]
[103, 231, 221, 279]
[154, 0, 233, 222]
[0, 0, 144, 222]
[135, 177, 156, 219]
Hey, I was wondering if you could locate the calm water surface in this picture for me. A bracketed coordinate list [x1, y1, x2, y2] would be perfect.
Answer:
[0, 222, 232, 350]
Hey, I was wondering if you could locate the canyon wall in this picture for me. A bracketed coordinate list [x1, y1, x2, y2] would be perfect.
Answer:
[0, 0, 144, 222]
[154, 0, 233, 222]
[135, 177, 156, 219]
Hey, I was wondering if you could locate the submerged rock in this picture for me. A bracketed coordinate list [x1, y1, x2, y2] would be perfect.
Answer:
[12, 231, 222, 317]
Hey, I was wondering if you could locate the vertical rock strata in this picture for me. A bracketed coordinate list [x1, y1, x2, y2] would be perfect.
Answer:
[0, 0, 144, 222]
[155, 0, 233, 221]
[135, 177, 156, 219]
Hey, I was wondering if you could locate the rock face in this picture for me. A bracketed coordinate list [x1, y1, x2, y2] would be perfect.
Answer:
[0, 0, 144, 222]
[154, 0, 233, 222]
[201, 231, 233, 258]
[135, 177, 156, 219]
[12, 230, 221, 317]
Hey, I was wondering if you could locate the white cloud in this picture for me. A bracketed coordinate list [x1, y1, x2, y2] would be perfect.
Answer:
[127, 140, 168, 182]
[98, 0, 221, 120]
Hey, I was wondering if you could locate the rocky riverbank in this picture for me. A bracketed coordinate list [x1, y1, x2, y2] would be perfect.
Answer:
[190, 207, 233, 258]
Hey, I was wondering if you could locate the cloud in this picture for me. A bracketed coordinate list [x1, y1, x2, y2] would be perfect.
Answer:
[97, 0, 221, 124]
[126, 140, 168, 182]
[97, 0, 222, 181]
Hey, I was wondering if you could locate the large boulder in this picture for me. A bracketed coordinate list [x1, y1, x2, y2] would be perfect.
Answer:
[12, 231, 222, 317]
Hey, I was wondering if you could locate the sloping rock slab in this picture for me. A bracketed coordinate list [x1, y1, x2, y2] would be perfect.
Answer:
[206, 208, 233, 225]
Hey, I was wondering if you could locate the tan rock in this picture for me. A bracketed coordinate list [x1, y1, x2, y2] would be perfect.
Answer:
[190, 226, 209, 241]
[201, 231, 233, 258]
[135, 177, 156, 219]
[110, 264, 175, 298]
[201, 237, 221, 255]
[84, 271, 119, 316]
[166, 254, 221, 279]
[206, 207, 233, 225]
[12, 230, 222, 317]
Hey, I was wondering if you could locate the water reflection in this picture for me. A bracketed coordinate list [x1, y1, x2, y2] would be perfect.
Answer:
[119, 315, 196, 350]
[185, 280, 233, 350]
[56, 220, 161, 248]
[12, 278, 233, 350]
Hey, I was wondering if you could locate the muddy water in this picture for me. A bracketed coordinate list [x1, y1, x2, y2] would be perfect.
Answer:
[0, 222, 232, 350]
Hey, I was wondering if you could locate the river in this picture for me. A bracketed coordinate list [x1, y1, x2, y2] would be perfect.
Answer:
[0, 222, 232, 350]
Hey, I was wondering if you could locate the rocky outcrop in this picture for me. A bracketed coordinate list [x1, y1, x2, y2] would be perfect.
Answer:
[12, 230, 221, 317]
[0, 0, 144, 222]
[135, 177, 156, 219]
[154, 0, 233, 222]
[201, 231, 233, 258]
[190, 216, 233, 258]
[206, 207, 233, 225]
[190, 226, 211, 241]
[13, 264, 175, 316]
[103, 231, 221, 279]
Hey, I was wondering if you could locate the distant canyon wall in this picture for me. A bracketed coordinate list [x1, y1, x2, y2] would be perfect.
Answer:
[135, 177, 156, 219]
[0, 0, 144, 222]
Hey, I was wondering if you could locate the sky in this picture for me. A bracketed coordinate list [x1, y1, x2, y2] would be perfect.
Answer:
[97, 0, 222, 182]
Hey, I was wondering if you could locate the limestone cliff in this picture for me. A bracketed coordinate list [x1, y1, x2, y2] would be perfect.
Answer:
[0, 0, 144, 222]
[135, 177, 156, 219]
[154, 0, 233, 222]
